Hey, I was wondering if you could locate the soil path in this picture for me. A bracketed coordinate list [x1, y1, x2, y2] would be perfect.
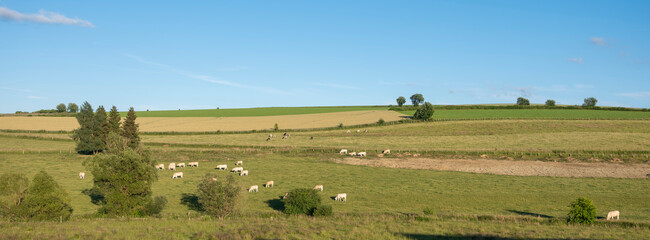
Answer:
[337, 157, 650, 178]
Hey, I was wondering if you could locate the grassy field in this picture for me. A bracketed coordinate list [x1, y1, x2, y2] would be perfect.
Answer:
[399, 109, 650, 120]
[123, 106, 388, 117]
[0, 110, 404, 132]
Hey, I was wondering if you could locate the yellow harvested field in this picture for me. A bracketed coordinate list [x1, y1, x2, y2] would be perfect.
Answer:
[0, 110, 406, 132]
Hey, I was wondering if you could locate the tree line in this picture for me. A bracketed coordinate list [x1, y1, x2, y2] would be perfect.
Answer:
[516, 97, 598, 107]
[72, 102, 140, 154]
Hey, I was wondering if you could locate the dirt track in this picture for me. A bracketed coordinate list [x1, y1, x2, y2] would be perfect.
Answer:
[337, 157, 650, 178]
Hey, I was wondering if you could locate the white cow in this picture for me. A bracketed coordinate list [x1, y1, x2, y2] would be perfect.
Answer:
[346, 130, 351, 133]
[79, 172, 85, 179]
[357, 152, 367, 157]
[240, 170, 248, 176]
[176, 162, 185, 168]
[216, 164, 227, 170]
[231, 167, 243, 172]
[188, 162, 199, 167]
[155, 164, 165, 170]
[172, 172, 183, 179]
[248, 185, 259, 192]
[382, 149, 391, 154]
[266, 181, 274, 188]
[335, 193, 347, 202]
[339, 149, 348, 155]
[168, 163, 176, 170]
[349, 152, 356, 156]
[356, 129, 360, 133]
[313, 185, 323, 191]
[607, 211, 620, 220]
[236, 161, 243, 166]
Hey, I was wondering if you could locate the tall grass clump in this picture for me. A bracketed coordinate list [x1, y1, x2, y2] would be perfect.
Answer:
[567, 197, 597, 224]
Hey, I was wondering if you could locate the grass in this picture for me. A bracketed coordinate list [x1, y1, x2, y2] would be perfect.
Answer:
[123, 106, 388, 117]
[399, 109, 650, 120]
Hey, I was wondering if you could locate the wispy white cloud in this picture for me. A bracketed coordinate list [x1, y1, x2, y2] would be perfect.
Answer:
[1, 87, 31, 92]
[124, 54, 290, 95]
[590, 37, 606, 46]
[617, 92, 650, 98]
[27, 95, 44, 99]
[312, 82, 361, 90]
[0, 6, 94, 27]
[565, 58, 583, 64]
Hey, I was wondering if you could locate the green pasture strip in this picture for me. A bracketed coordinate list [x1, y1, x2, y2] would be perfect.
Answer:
[1, 152, 648, 222]
[398, 109, 650, 120]
[1, 213, 648, 239]
[123, 106, 388, 117]
[0, 135, 75, 152]
[391, 104, 649, 111]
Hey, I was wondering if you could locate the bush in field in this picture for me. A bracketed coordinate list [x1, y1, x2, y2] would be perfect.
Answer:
[338, 123, 343, 128]
[274, 123, 279, 131]
[396, 96, 406, 107]
[423, 207, 435, 215]
[545, 99, 556, 106]
[67, 103, 79, 113]
[56, 103, 67, 113]
[413, 102, 435, 120]
[196, 174, 239, 219]
[284, 188, 321, 215]
[84, 149, 161, 217]
[18, 171, 73, 221]
[567, 197, 597, 224]
[312, 205, 333, 216]
[377, 118, 385, 125]
[516, 97, 530, 106]
[0, 173, 29, 219]
[410, 94, 424, 106]
[582, 97, 597, 107]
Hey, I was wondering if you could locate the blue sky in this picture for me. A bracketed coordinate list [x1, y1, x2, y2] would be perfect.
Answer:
[1, 0, 649, 113]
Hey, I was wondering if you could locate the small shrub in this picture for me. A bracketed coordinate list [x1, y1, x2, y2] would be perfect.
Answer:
[413, 102, 435, 120]
[338, 123, 343, 128]
[0, 173, 29, 219]
[377, 118, 385, 125]
[18, 171, 73, 221]
[284, 188, 321, 215]
[274, 123, 279, 131]
[423, 207, 435, 215]
[567, 197, 597, 224]
[144, 196, 167, 216]
[197, 174, 239, 219]
[312, 204, 333, 216]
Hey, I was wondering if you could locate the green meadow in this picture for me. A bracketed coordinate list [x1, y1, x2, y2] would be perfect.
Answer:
[399, 109, 650, 120]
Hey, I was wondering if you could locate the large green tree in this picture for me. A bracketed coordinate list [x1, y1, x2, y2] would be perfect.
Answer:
[582, 97, 597, 107]
[84, 149, 162, 216]
[516, 97, 530, 106]
[410, 94, 424, 106]
[73, 102, 102, 154]
[67, 103, 79, 113]
[413, 102, 435, 120]
[18, 171, 73, 221]
[108, 106, 121, 134]
[56, 103, 67, 113]
[95, 106, 110, 150]
[396, 96, 406, 107]
[121, 107, 140, 149]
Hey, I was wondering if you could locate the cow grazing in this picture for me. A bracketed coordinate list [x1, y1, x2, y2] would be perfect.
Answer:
[236, 161, 243, 166]
[313, 185, 323, 191]
[346, 130, 351, 133]
[335, 193, 347, 202]
[216, 164, 227, 170]
[282, 135, 287, 139]
[340, 149, 348, 155]
[382, 149, 391, 154]
[211, 177, 217, 181]
[189, 162, 199, 167]
[266, 137, 271, 141]
[79, 172, 85, 179]
[172, 172, 183, 179]
[240, 170, 249, 176]
[248, 185, 259, 192]
[168, 163, 176, 170]
[357, 152, 367, 157]
[349, 152, 357, 156]
[176, 163, 185, 168]
[413, 154, 420, 157]
[155, 164, 165, 170]
[231, 167, 243, 172]
[266, 181, 274, 188]
[607, 211, 620, 220]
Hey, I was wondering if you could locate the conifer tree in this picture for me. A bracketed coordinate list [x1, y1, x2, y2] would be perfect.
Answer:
[121, 107, 140, 149]
[95, 106, 110, 150]
[108, 106, 121, 134]
[73, 101, 100, 154]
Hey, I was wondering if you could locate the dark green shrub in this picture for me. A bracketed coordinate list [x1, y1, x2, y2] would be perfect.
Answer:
[423, 207, 435, 215]
[274, 123, 279, 131]
[313, 204, 333, 216]
[413, 102, 435, 120]
[338, 123, 343, 128]
[0, 173, 29, 219]
[377, 118, 385, 125]
[197, 174, 239, 219]
[567, 197, 597, 224]
[18, 171, 73, 221]
[144, 196, 167, 216]
[284, 188, 321, 215]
